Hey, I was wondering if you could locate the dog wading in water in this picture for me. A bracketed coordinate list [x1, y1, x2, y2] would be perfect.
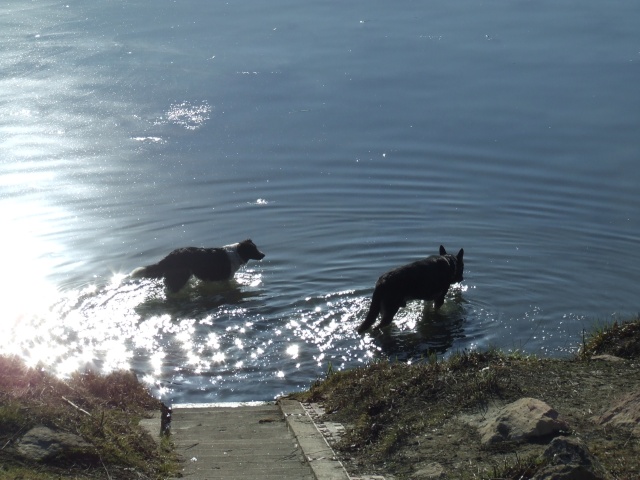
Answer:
[357, 245, 464, 333]
[131, 239, 265, 293]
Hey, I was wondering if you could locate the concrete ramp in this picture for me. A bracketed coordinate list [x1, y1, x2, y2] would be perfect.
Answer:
[170, 401, 349, 479]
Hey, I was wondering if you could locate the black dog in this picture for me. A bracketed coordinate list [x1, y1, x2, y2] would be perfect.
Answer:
[131, 239, 265, 293]
[357, 245, 464, 333]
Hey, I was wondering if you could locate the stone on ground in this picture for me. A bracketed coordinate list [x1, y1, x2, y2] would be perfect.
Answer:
[17, 425, 91, 462]
[596, 390, 640, 436]
[476, 397, 569, 444]
[532, 437, 611, 480]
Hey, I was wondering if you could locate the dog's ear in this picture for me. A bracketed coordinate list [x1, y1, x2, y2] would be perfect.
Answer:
[439, 245, 447, 255]
[457, 248, 464, 260]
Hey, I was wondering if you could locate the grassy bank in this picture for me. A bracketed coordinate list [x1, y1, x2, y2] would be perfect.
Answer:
[290, 315, 640, 479]
[0, 356, 177, 479]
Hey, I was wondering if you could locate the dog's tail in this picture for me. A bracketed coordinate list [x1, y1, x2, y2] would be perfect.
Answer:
[357, 288, 382, 334]
[130, 263, 164, 279]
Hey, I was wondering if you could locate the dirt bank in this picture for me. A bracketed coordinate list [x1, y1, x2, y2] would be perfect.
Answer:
[290, 318, 640, 479]
[0, 357, 176, 479]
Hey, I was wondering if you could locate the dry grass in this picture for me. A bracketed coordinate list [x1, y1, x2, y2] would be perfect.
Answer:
[580, 314, 640, 359]
[0, 355, 177, 479]
[290, 317, 640, 479]
[291, 349, 525, 460]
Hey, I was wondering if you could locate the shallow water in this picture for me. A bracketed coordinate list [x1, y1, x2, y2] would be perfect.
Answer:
[2, 0, 639, 404]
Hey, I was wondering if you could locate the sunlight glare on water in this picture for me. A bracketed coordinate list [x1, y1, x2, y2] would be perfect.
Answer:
[0, 202, 61, 332]
[158, 101, 212, 131]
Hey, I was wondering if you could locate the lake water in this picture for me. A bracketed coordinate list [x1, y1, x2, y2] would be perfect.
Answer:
[2, 0, 639, 404]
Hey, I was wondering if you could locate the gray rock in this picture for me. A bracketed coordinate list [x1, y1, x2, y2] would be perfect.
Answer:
[477, 397, 569, 444]
[411, 462, 445, 479]
[532, 437, 611, 480]
[591, 354, 626, 363]
[17, 425, 91, 462]
[596, 390, 640, 436]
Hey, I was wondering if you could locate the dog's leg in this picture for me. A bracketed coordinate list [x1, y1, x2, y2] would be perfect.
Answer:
[164, 269, 192, 293]
[434, 292, 446, 309]
[357, 300, 381, 334]
[377, 302, 400, 329]
[358, 287, 389, 334]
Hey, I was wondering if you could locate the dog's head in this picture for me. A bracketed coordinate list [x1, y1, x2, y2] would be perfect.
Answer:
[439, 245, 464, 283]
[237, 239, 266, 262]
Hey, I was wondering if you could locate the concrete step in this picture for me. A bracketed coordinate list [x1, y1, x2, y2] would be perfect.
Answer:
[170, 402, 317, 480]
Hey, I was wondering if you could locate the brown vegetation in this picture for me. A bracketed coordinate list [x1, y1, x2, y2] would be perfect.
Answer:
[291, 316, 640, 479]
[0, 356, 176, 479]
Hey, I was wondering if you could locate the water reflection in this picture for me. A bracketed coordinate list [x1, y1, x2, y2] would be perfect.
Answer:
[158, 101, 212, 131]
[1, 263, 478, 403]
[133, 278, 264, 319]
[0, 201, 62, 329]
[283, 291, 376, 370]
[3, 270, 262, 372]
[365, 286, 467, 361]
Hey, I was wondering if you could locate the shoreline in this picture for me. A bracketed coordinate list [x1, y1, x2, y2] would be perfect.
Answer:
[1, 316, 639, 479]
[287, 316, 640, 479]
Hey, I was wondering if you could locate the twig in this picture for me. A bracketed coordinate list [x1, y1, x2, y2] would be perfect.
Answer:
[98, 451, 113, 480]
[61, 396, 92, 417]
[1, 425, 26, 450]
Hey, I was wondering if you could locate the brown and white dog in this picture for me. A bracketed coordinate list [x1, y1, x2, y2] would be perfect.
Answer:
[131, 239, 265, 293]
